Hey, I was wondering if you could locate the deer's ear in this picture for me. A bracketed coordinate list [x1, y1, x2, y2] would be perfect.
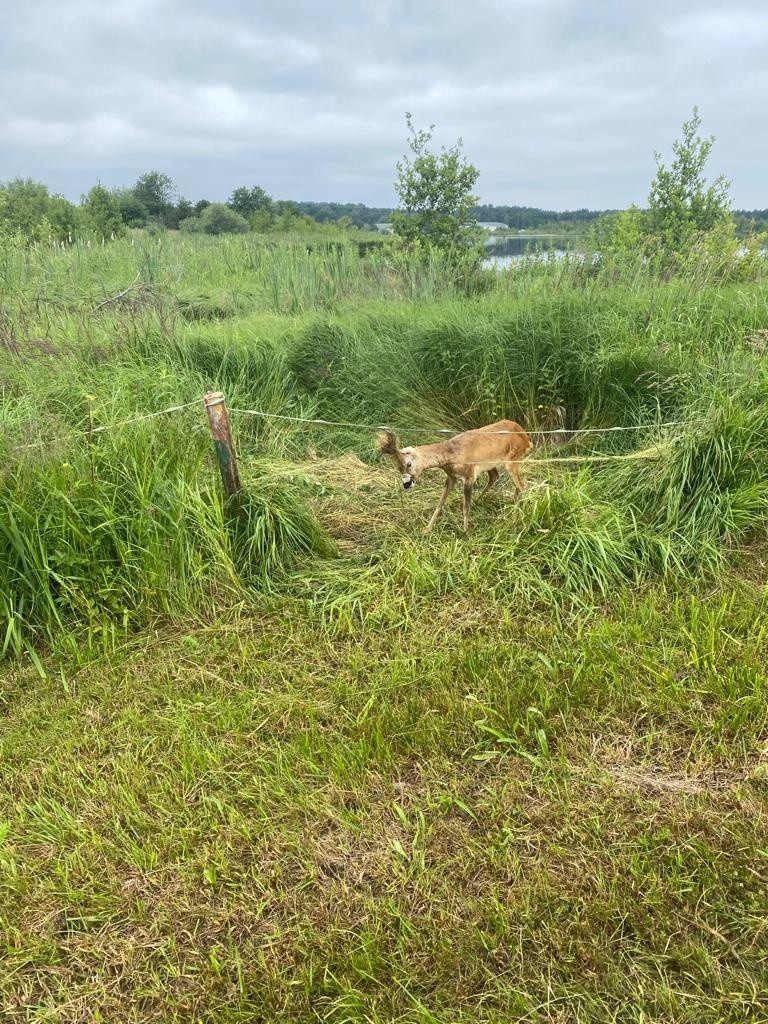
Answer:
[377, 430, 400, 455]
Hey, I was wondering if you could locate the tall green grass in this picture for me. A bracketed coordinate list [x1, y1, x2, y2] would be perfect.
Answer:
[0, 354, 332, 655]
[0, 231, 478, 323]
[2, 232, 768, 656]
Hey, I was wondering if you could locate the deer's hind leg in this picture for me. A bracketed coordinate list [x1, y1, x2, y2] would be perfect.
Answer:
[506, 460, 526, 495]
[480, 467, 500, 497]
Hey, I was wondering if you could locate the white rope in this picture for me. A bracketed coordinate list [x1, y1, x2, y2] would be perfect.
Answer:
[6, 437, 50, 453]
[6, 400, 200, 452]
[90, 400, 199, 433]
[228, 406, 693, 437]
[523, 448, 665, 466]
[2, 399, 684, 471]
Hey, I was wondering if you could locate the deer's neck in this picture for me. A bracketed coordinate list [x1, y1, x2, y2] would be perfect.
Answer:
[415, 443, 449, 470]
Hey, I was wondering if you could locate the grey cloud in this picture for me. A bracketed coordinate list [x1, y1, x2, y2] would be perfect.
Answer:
[1, 0, 765, 208]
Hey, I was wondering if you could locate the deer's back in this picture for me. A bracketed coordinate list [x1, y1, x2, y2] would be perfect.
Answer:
[448, 420, 530, 463]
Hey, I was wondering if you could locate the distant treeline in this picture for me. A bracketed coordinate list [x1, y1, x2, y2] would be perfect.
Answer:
[292, 201, 615, 231]
[1, 169, 765, 242]
[293, 201, 768, 234]
[735, 209, 768, 235]
[293, 202, 394, 229]
[472, 205, 611, 231]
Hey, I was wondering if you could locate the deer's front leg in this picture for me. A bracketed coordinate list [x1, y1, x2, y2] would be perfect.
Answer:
[424, 476, 455, 534]
[462, 481, 474, 532]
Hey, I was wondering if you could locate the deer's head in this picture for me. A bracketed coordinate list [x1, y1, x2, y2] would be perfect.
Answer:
[378, 430, 423, 490]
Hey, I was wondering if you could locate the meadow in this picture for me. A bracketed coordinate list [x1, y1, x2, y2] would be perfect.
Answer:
[1, 231, 768, 1022]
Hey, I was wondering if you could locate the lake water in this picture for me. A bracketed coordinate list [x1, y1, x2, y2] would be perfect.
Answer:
[483, 235, 571, 268]
[482, 236, 767, 269]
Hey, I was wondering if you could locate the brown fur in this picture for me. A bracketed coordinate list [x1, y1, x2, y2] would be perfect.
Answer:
[378, 420, 531, 532]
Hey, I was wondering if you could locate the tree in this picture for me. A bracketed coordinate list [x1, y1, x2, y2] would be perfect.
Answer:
[164, 197, 195, 229]
[132, 171, 175, 222]
[228, 185, 273, 219]
[271, 201, 315, 233]
[647, 107, 732, 253]
[116, 190, 148, 227]
[250, 207, 275, 232]
[588, 204, 646, 258]
[0, 179, 51, 238]
[179, 216, 202, 234]
[47, 195, 80, 241]
[197, 203, 249, 235]
[82, 183, 124, 238]
[0, 178, 79, 242]
[175, 198, 195, 223]
[594, 108, 740, 273]
[391, 113, 481, 256]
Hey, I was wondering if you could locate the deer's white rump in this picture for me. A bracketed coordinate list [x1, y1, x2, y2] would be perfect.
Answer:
[378, 420, 532, 532]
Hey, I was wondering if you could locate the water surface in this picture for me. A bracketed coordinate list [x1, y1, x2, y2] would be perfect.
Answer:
[484, 234, 571, 267]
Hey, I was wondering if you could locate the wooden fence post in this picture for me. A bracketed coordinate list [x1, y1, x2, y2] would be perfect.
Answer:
[203, 391, 242, 501]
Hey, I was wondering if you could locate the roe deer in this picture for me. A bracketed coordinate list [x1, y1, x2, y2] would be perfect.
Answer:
[378, 420, 531, 533]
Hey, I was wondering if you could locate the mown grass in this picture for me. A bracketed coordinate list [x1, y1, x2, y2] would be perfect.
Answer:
[2, 578, 767, 1022]
[1, 232, 768, 1020]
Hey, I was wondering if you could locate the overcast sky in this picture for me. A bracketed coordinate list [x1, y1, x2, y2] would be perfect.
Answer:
[2, 0, 766, 210]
